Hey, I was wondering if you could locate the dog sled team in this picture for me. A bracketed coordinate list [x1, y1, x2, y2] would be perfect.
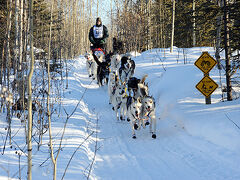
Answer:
[84, 17, 157, 139]
[84, 51, 157, 139]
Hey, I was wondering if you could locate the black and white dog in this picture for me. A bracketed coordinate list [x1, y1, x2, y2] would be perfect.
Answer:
[119, 75, 149, 122]
[127, 75, 149, 98]
[126, 97, 142, 139]
[127, 96, 156, 139]
[84, 52, 97, 80]
[111, 83, 128, 121]
[92, 53, 111, 86]
[119, 56, 135, 84]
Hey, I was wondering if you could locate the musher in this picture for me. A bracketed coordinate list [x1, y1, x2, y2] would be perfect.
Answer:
[89, 17, 109, 54]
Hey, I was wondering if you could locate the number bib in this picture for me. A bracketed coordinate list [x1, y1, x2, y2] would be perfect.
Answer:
[93, 25, 103, 39]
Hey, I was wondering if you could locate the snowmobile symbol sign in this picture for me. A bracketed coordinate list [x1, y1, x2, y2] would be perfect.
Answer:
[194, 52, 217, 74]
[195, 74, 218, 98]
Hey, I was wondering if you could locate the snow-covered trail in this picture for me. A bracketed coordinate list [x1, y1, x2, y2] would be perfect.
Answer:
[73, 48, 240, 180]
[1, 47, 240, 180]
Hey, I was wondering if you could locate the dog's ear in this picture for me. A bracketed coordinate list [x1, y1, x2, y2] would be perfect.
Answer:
[137, 97, 141, 103]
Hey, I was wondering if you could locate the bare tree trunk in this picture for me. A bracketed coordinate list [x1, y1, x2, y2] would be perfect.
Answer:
[23, 0, 28, 144]
[6, 0, 13, 146]
[147, 0, 152, 50]
[170, 0, 175, 53]
[215, 0, 223, 69]
[192, 0, 196, 47]
[97, 0, 99, 17]
[223, 0, 232, 101]
[19, 0, 23, 73]
[158, 0, 163, 48]
[47, 1, 58, 179]
[27, 0, 34, 178]
[15, 0, 19, 75]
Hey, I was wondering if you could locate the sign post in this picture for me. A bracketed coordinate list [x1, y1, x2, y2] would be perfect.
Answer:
[195, 52, 218, 104]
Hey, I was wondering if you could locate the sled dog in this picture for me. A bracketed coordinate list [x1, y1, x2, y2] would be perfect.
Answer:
[110, 54, 121, 75]
[84, 52, 97, 79]
[126, 97, 142, 139]
[108, 72, 118, 104]
[92, 53, 110, 86]
[111, 83, 127, 121]
[119, 56, 135, 83]
[140, 96, 156, 139]
[127, 75, 148, 98]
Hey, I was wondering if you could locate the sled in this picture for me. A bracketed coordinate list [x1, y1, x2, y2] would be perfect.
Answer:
[91, 47, 106, 57]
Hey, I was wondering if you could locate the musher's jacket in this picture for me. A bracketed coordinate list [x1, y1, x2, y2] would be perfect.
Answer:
[89, 24, 109, 46]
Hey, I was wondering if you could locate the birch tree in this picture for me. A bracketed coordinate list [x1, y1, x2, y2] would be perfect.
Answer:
[223, 0, 232, 101]
[192, 0, 196, 47]
[170, 0, 175, 53]
[27, 0, 34, 178]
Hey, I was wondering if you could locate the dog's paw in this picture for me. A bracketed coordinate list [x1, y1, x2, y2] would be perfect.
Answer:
[134, 124, 138, 130]
[145, 121, 150, 126]
[127, 118, 130, 122]
[120, 116, 125, 121]
[132, 135, 136, 139]
[152, 134, 156, 139]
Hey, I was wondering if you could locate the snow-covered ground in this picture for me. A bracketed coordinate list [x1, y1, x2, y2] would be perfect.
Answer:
[1, 47, 240, 180]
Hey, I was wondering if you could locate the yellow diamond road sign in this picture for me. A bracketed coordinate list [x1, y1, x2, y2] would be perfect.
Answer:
[196, 76, 218, 97]
[194, 52, 217, 74]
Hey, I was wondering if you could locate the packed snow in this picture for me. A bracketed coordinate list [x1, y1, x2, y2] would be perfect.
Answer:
[1, 47, 240, 180]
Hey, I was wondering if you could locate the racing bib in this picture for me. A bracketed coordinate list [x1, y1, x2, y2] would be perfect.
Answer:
[93, 25, 103, 39]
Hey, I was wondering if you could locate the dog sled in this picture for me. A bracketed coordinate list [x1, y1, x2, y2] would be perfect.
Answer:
[91, 47, 106, 57]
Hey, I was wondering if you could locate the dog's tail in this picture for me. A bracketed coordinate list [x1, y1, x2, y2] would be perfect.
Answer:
[140, 74, 148, 84]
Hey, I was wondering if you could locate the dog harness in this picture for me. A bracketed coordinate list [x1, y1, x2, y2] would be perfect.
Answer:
[141, 110, 152, 121]
[131, 111, 139, 121]
[112, 86, 116, 95]
[119, 67, 131, 84]
[87, 61, 93, 67]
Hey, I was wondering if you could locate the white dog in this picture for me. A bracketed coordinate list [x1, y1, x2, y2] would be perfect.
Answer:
[111, 83, 127, 121]
[140, 96, 156, 139]
[108, 72, 118, 104]
[110, 54, 121, 75]
[84, 52, 97, 80]
[126, 97, 142, 139]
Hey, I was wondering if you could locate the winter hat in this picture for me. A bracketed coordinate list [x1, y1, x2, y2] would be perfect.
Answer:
[96, 17, 102, 26]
